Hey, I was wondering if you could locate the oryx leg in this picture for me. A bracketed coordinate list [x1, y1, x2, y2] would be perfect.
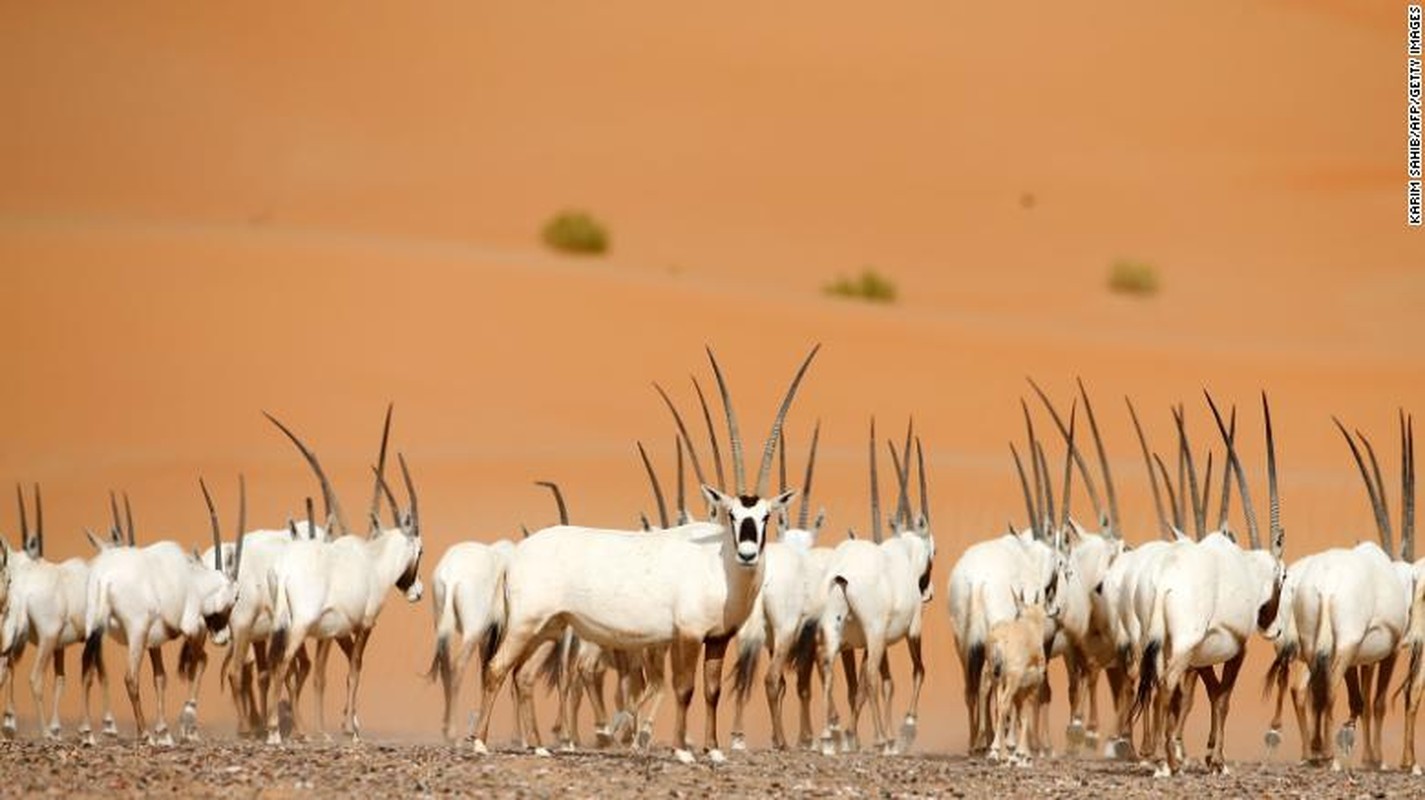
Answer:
[633, 646, 668, 750]
[580, 653, 612, 747]
[1, 643, 22, 737]
[29, 634, 57, 739]
[670, 636, 700, 762]
[512, 642, 545, 751]
[701, 634, 731, 760]
[1290, 663, 1310, 763]
[265, 625, 310, 744]
[49, 647, 66, 738]
[1064, 648, 1087, 752]
[817, 617, 845, 754]
[1265, 652, 1290, 754]
[309, 638, 333, 741]
[1354, 664, 1373, 768]
[147, 646, 173, 745]
[1033, 675, 1052, 756]
[225, 628, 252, 737]
[1401, 648, 1425, 774]
[860, 635, 891, 753]
[900, 634, 925, 751]
[339, 629, 370, 742]
[471, 620, 556, 753]
[877, 650, 894, 740]
[121, 636, 150, 742]
[1368, 654, 1396, 770]
[957, 643, 983, 755]
[761, 636, 790, 750]
[794, 642, 817, 749]
[179, 637, 207, 741]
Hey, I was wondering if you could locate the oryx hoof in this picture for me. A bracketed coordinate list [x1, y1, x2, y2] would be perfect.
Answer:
[820, 735, 837, 757]
[82, 731, 97, 747]
[635, 728, 653, 751]
[1, 713, 15, 738]
[609, 711, 634, 738]
[899, 716, 918, 750]
[1084, 729, 1100, 748]
[1065, 720, 1086, 749]
[1012, 753, 1032, 769]
[1152, 763, 1173, 779]
[266, 731, 283, 746]
[534, 746, 552, 758]
[1330, 758, 1343, 773]
[707, 748, 726, 764]
[1335, 725, 1356, 753]
[1412, 764, 1423, 777]
[674, 748, 696, 765]
[594, 727, 613, 749]
[729, 733, 747, 752]
[839, 732, 858, 753]
[471, 739, 489, 756]
[1264, 728, 1282, 751]
[151, 730, 175, 748]
[1108, 738, 1134, 761]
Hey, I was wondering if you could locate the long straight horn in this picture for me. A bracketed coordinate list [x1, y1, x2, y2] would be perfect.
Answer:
[1263, 392, 1283, 558]
[1034, 439, 1056, 536]
[15, 483, 29, 554]
[1173, 406, 1204, 539]
[1021, 399, 1046, 538]
[109, 490, 124, 545]
[870, 418, 882, 543]
[233, 474, 246, 577]
[1126, 397, 1170, 539]
[1361, 430, 1393, 554]
[1215, 408, 1237, 532]
[895, 419, 914, 528]
[676, 436, 686, 520]
[1077, 378, 1119, 535]
[1402, 410, 1413, 561]
[753, 344, 822, 498]
[654, 383, 708, 488]
[123, 492, 136, 547]
[1059, 401, 1078, 529]
[916, 435, 929, 524]
[1153, 453, 1181, 536]
[799, 420, 822, 530]
[888, 441, 910, 532]
[779, 430, 788, 494]
[1334, 416, 1391, 552]
[397, 453, 419, 536]
[706, 348, 747, 494]
[1200, 452, 1215, 538]
[31, 484, 41, 559]
[637, 441, 669, 529]
[1010, 443, 1038, 539]
[1206, 392, 1259, 549]
[535, 480, 569, 525]
[264, 412, 351, 537]
[305, 496, 316, 540]
[691, 376, 726, 491]
[1028, 378, 1104, 528]
[367, 403, 394, 536]
[199, 478, 222, 572]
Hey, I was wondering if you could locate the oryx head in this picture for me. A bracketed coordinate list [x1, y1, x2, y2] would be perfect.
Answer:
[697, 345, 819, 567]
[774, 421, 825, 549]
[196, 476, 245, 635]
[371, 452, 425, 603]
[880, 422, 936, 603]
[14, 483, 42, 561]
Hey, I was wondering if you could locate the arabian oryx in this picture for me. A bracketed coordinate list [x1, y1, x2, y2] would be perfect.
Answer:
[0, 485, 121, 742]
[728, 423, 832, 751]
[1266, 412, 1414, 770]
[817, 417, 936, 755]
[1134, 391, 1286, 776]
[468, 345, 819, 764]
[263, 412, 424, 744]
[977, 581, 1053, 765]
[81, 481, 244, 744]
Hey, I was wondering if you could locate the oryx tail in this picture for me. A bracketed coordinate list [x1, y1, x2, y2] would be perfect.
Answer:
[1308, 590, 1335, 714]
[965, 581, 987, 712]
[1135, 584, 1170, 715]
[425, 576, 456, 686]
[732, 596, 768, 704]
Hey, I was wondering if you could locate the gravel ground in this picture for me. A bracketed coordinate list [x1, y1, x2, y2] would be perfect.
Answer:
[0, 740, 1421, 798]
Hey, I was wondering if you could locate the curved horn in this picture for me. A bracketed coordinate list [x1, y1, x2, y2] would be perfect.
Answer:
[1173, 405, 1204, 539]
[1126, 397, 1171, 539]
[397, 453, 419, 536]
[691, 376, 726, 492]
[778, 430, 789, 494]
[1206, 392, 1259, 549]
[870, 417, 882, 543]
[1153, 453, 1182, 536]
[123, 492, 136, 547]
[1361, 431, 1392, 552]
[264, 412, 351, 537]
[1200, 451, 1215, 539]
[534, 480, 569, 526]
[753, 345, 822, 498]
[1263, 392, 1283, 558]
[705, 348, 747, 495]
[1077, 378, 1119, 535]
[798, 420, 822, 530]
[637, 441, 669, 529]
[1021, 399, 1046, 538]
[1010, 443, 1038, 539]
[1059, 401, 1078, 530]
[654, 382, 708, 488]
[1334, 417, 1391, 552]
[368, 403, 394, 535]
[288, 517, 300, 540]
[1034, 439, 1056, 536]
[199, 478, 221, 572]
[916, 436, 929, 525]
[1403, 411, 1416, 562]
[1215, 407, 1237, 532]
[15, 483, 29, 554]
[675, 436, 686, 520]
[233, 474, 246, 577]
[895, 419, 914, 528]
[32, 484, 42, 558]
[888, 441, 910, 533]
[1028, 378, 1104, 528]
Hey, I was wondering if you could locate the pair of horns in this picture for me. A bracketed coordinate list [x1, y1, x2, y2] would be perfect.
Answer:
[1012, 398, 1074, 542]
[1204, 390, 1272, 554]
[107, 490, 136, 547]
[869, 417, 929, 543]
[1028, 378, 1121, 537]
[199, 475, 246, 576]
[1335, 410, 1414, 561]
[15, 483, 42, 558]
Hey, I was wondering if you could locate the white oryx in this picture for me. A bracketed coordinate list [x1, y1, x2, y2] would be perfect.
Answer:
[81, 482, 244, 744]
[1134, 391, 1286, 776]
[263, 412, 425, 745]
[468, 345, 819, 764]
[817, 418, 936, 755]
[0, 485, 119, 742]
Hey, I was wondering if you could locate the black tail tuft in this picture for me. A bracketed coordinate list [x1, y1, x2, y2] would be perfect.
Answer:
[269, 627, 289, 667]
[1135, 639, 1161, 716]
[732, 639, 761, 703]
[966, 640, 986, 703]
[81, 629, 104, 678]
[480, 622, 503, 669]
[425, 635, 449, 684]
[537, 632, 568, 692]
[789, 619, 819, 678]
[1308, 650, 1331, 716]
[1262, 641, 1296, 699]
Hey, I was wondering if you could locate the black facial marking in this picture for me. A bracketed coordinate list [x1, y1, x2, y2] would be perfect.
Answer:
[204, 610, 231, 634]
[738, 517, 759, 543]
[738, 495, 759, 508]
[397, 551, 423, 592]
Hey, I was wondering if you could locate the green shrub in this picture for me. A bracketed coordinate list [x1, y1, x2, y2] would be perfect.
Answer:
[823, 269, 898, 304]
[1107, 259, 1160, 296]
[541, 210, 609, 255]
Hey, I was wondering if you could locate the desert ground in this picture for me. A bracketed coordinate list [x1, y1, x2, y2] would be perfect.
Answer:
[0, 1, 1421, 795]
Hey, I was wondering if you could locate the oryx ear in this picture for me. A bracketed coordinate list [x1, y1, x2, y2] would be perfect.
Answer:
[813, 508, 827, 534]
[914, 513, 930, 537]
[701, 484, 730, 511]
[84, 528, 107, 552]
[771, 488, 798, 509]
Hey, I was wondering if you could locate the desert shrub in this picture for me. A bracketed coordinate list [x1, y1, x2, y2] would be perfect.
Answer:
[1107, 259, 1160, 296]
[541, 210, 609, 255]
[824, 269, 898, 304]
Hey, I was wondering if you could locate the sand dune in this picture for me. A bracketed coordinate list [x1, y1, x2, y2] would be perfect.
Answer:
[1, 1, 1421, 760]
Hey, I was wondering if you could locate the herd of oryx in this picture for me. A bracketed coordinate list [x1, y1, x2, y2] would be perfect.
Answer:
[1, 344, 1423, 778]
